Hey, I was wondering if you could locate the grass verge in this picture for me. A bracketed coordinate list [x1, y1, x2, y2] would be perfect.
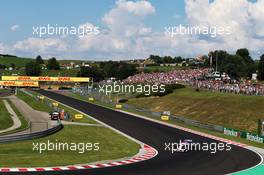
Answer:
[126, 87, 264, 133]
[18, 90, 96, 124]
[0, 99, 29, 135]
[0, 100, 13, 130]
[0, 125, 140, 167]
[16, 91, 53, 112]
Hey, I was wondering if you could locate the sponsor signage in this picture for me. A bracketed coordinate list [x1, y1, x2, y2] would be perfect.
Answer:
[75, 114, 83, 119]
[258, 119, 264, 137]
[223, 128, 240, 137]
[2, 76, 89, 82]
[39, 96, 45, 100]
[116, 104, 122, 109]
[88, 97, 94, 101]
[161, 115, 169, 121]
[0, 81, 39, 87]
[246, 133, 264, 143]
[52, 102, 59, 107]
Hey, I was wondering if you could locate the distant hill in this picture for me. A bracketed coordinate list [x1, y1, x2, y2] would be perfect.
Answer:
[0, 56, 33, 68]
[0, 55, 90, 69]
[0, 54, 17, 57]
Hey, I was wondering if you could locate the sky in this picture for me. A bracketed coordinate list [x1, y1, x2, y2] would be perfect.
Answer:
[0, 0, 263, 60]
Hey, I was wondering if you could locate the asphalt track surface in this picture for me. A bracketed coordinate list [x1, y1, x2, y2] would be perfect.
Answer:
[3, 90, 262, 175]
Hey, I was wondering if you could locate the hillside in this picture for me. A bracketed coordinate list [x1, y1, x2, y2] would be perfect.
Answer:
[0, 56, 33, 68]
[126, 87, 264, 133]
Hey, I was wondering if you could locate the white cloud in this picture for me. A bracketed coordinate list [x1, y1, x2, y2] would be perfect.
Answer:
[0, 43, 9, 53]
[0, 43, 4, 53]
[102, 0, 155, 37]
[183, 0, 264, 56]
[8, 0, 264, 59]
[77, 0, 156, 59]
[10, 25, 19, 31]
[13, 38, 68, 57]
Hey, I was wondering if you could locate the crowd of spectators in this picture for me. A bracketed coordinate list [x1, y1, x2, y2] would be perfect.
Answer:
[123, 68, 264, 96]
[123, 69, 210, 85]
[190, 80, 264, 96]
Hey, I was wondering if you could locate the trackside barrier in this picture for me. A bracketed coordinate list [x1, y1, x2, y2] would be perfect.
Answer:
[0, 124, 63, 143]
[72, 90, 224, 133]
[70, 89, 264, 144]
[224, 127, 264, 144]
[21, 90, 71, 121]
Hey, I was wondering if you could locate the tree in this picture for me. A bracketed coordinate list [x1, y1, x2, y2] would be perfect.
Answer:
[163, 56, 173, 63]
[236, 48, 255, 77]
[36, 55, 44, 64]
[101, 61, 137, 79]
[0, 64, 7, 69]
[149, 55, 163, 64]
[174, 56, 183, 63]
[236, 48, 250, 60]
[10, 63, 15, 69]
[258, 54, 264, 80]
[78, 66, 105, 82]
[46, 57, 60, 70]
[207, 49, 256, 79]
[221, 55, 247, 78]
[25, 61, 42, 76]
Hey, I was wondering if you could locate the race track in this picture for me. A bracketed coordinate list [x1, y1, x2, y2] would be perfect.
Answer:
[4, 90, 262, 175]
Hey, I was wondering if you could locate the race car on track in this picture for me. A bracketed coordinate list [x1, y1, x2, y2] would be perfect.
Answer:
[49, 111, 60, 120]
[175, 139, 193, 152]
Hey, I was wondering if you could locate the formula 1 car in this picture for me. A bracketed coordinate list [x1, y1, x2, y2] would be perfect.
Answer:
[175, 139, 193, 152]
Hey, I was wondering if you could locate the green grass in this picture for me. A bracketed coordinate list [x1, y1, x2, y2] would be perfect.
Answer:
[126, 87, 264, 133]
[19, 90, 97, 124]
[0, 100, 13, 130]
[0, 56, 84, 69]
[41, 69, 79, 77]
[16, 91, 53, 112]
[122, 105, 264, 148]
[1, 69, 79, 77]
[57, 60, 84, 65]
[0, 56, 33, 68]
[0, 125, 140, 167]
[134, 107, 264, 148]
[66, 91, 264, 148]
[0, 89, 10, 93]
[0, 99, 29, 136]
[44, 96, 98, 124]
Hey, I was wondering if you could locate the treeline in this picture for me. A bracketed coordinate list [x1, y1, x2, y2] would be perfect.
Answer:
[148, 48, 264, 80]
[78, 61, 137, 82]
[22, 47, 264, 81]
[25, 56, 60, 76]
[204, 48, 257, 79]
[148, 55, 184, 64]
[25, 56, 138, 80]
[0, 54, 17, 57]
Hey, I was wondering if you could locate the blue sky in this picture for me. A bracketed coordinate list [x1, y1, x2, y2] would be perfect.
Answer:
[0, 0, 263, 60]
[0, 0, 185, 44]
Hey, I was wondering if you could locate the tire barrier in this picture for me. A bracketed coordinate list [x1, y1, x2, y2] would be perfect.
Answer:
[0, 123, 63, 143]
